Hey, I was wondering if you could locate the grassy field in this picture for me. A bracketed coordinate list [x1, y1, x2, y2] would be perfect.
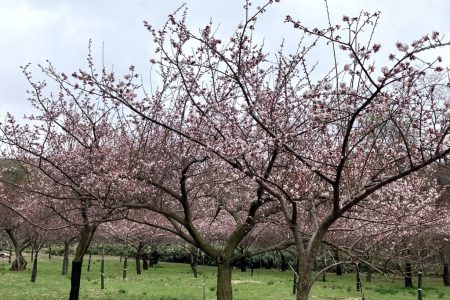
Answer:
[0, 255, 448, 299]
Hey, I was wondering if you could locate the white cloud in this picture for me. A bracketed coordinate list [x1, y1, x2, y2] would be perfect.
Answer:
[1, 0, 449, 120]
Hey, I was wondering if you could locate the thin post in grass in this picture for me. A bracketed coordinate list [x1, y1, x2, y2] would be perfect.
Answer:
[288, 262, 298, 295]
[355, 261, 361, 292]
[87, 252, 92, 272]
[100, 246, 105, 290]
[123, 256, 128, 280]
[123, 244, 128, 280]
[202, 252, 206, 300]
[418, 271, 423, 300]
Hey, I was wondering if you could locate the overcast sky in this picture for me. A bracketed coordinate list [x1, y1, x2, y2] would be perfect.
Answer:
[1, 0, 450, 121]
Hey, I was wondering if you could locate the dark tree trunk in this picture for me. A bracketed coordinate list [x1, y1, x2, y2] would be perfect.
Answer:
[119, 254, 122, 263]
[355, 263, 361, 291]
[150, 244, 158, 267]
[366, 265, 372, 282]
[100, 256, 105, 289]
[296, 262, 313, 300]
[8, 248, 12, 264]
[279, 251, 288, 271]
[190, 251, 198, 278]
[31, 249, 38, 282]
[69, 261, 83, 300]
[11, 251, 27, 271]
[335, 250, 342, 276]
[31, 247, 34, 262]
[68, 224, 96, 300]
[216, 260, 233, 300]
[239, 257, 247, 272]
[135, 254, 141, 275]
[48, 245, 52, 260]
[443, 263, 449, 286]
[336, 263, 342, 276]
[404, 262, 413, 288]
[62, 241, 70, 275]
[142, 253, 149, 270]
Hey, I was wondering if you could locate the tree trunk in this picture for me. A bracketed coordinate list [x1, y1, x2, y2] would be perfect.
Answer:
[8, 248, 12, 264]
[239, 257, 247, 272]
[404, 262, 413, 288]
[11, 250, 27, 271]
[216, 260, 233, 300]
[31, 247, 34, 262]
[366, 265, 372, 282]
[150, 244, 158, 266]
[336, 264, 342, 276]
[190, 251, 198, 278]
[355, 263, 361, 291]
[135, 254, 141, 275]
[296, 265, 313, 300]
[69, 261, 83, 300]
[48, 245, 52, 260]
[443, 263, 449, 286]
[100, 256, 105, 289]
[142, 253, 149, 270]
[31, 249, 38, 282]
[279, 251, 288, 271]
[68, 225, 96, 300]
[335, 250, 342, 276]
[6, 228, 27, 271]
[62, 241, 70, 275]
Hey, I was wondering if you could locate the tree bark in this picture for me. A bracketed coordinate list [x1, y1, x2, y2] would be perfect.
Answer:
[355, 263, 361, 291]
[48, 244, 52, 260]
[296, 263, 313, 300]
[31, 249, 38, 282]
[68, 225, 96, 300]
[334, 250, 342, 276]
[11, 248, 27, 271]
[366, 265, 372, 282]
[142, 253, 149, 270]
[279, 251, 288, 271]
[404, 262, 413, 288]
[443, 263, 449, 286]
[69, 261, 83, 300]
[135, 254, 141, 275]
[216, 260, 233, 300]
[6, 229, 27, 271]
[239, 257, 247, 272]
[62, 241, 70, 275]
[190, 251, 198, 278]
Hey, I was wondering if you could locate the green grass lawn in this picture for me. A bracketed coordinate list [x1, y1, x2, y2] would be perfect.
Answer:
[0, 256, 448, 299]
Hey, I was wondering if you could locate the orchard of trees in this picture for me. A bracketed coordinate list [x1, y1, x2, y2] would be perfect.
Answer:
[1, 1, 450, 300]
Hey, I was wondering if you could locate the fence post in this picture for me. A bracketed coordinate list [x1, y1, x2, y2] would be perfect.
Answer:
[417, 271, 423, 300]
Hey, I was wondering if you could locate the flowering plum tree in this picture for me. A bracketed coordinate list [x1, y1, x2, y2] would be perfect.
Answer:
[0, 70, 134, 299]
[103, 2, 450, 299]
[3, 1, 450, 299]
